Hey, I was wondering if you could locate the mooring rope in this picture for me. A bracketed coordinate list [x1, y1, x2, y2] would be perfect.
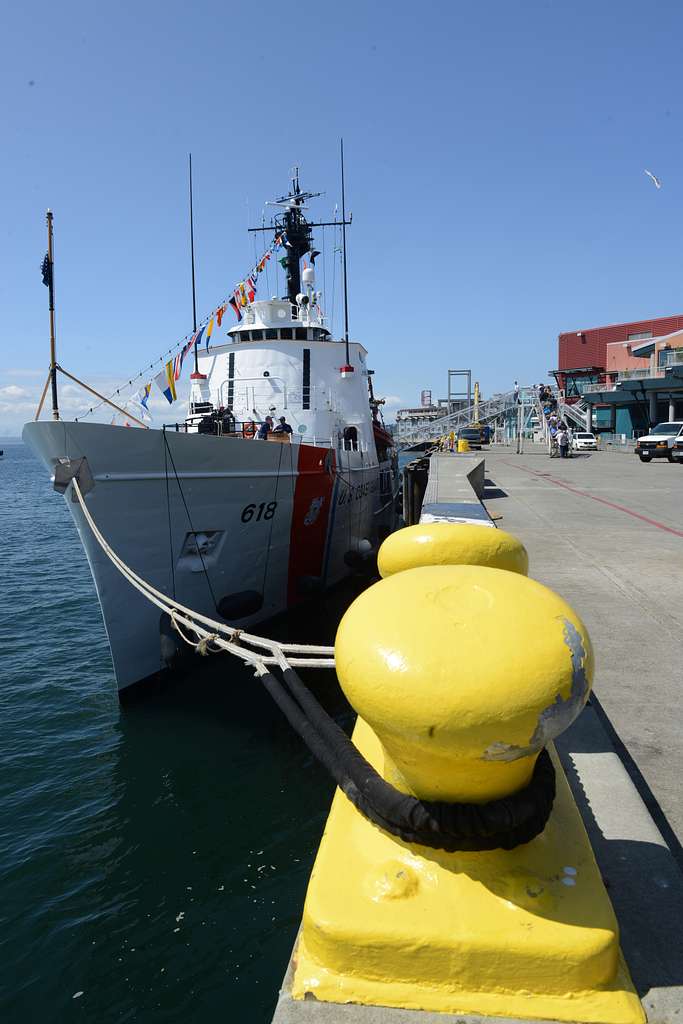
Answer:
[254, 657, 556, 851]
[71, 478, 336, 671]
[69, 476, 556, 851]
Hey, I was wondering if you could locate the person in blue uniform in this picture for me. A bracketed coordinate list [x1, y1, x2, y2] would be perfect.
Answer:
[256, 416, 274, 439]
[273, 416, 293, 435]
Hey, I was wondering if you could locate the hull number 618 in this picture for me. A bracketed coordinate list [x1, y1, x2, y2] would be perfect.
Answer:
[241, 501, 277, 523]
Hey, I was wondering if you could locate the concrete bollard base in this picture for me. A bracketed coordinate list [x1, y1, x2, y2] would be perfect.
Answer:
[272, 702, 683, 1024]
[289, 719, 641, 1024]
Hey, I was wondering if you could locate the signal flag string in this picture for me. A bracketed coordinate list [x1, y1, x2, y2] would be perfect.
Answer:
[77, 232, 288, 422]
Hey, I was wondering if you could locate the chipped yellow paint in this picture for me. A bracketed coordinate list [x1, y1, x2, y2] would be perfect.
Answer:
[337, 565, 591, 802]
[292, 566, 644, 1023]
[377, 521, 529, 579]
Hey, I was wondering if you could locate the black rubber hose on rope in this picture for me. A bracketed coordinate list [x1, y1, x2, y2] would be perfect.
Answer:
[260, 667, 556, 852]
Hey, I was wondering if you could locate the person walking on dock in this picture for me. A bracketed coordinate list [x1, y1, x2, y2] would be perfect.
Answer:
[558, 426, 569, 458]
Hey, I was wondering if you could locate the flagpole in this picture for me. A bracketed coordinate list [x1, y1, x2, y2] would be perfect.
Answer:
[340, 139, 351, 367]
[46, 210, 59, 420]
[189, 154, 200, 375]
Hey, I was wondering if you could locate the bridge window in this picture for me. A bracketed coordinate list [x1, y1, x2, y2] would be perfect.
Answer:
[295, 327, 308, 340]
[240, 331, 251, 341]
[280, 328, 293, 340]
[266, 329, 277, 340]
[251, 329, 263, 341]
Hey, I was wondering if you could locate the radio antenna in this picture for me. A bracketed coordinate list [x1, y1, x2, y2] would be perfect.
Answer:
[189, 153, 199, 374]
[340, 138, 351, 366]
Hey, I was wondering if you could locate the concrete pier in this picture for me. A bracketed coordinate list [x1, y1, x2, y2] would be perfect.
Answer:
[419, 452, 493, 526]
[482, 446, 683, 844]
[272, 445, 683, 1024]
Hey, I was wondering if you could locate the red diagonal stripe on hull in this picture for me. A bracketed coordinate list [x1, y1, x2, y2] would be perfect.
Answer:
[287, 446, 336, 605]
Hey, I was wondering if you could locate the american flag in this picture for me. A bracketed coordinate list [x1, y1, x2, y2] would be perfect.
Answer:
[41, 253, 52, 287]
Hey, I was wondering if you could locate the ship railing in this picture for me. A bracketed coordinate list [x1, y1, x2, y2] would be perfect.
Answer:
[169, 416, 373, 454]
[169, 418, 345, 450]
[339, 438, 370, 453]
[219, 377, 289, 410]
[168, 418, 285, 437]
[219, 380, 337, 414]
[239, 303, 300, 325]
[287, 387, 338, 412]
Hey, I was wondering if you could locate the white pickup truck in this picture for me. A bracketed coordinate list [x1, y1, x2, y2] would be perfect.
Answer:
[635, 421, 683, 463]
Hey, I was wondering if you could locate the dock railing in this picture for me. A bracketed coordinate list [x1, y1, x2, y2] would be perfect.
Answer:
[594, 433, 636, 452]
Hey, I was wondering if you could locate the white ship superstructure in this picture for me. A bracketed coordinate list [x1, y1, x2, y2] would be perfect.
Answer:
[24, 174, 398, 693]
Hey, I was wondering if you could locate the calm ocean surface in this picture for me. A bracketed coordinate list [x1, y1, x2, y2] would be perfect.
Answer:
[0, 441, 368, 1023]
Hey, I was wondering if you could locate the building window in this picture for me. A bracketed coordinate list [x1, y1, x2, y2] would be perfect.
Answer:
[627, 331, 653, 341]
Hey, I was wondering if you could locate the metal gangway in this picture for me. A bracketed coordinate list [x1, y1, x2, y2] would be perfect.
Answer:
[397, 391, 514, 448]
[397, 387, 539, 449]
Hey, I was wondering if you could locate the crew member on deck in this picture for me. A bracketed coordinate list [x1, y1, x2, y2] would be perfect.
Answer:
[222, 407, 236, 434]
[273, 416, 293, 435]
[256, 416, 274, 440]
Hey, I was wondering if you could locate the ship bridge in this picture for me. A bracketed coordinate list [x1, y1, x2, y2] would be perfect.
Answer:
[227, 298, 332, 345]
[189, 276, 376, 455]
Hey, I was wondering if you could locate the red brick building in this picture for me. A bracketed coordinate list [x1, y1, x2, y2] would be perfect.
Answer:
[556, 314, 683, 434]
[558, 314, 683, 379]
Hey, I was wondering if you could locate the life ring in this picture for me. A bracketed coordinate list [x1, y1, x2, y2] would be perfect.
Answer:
[242, 421, 256, 439]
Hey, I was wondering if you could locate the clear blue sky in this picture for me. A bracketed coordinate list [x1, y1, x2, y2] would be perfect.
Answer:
[2, 0, 683, 433]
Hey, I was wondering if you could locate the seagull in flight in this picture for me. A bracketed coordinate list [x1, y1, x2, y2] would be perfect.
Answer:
[644, 169, 662, 189]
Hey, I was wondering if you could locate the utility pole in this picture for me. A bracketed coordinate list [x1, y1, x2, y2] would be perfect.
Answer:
[46, 210, 59, 420]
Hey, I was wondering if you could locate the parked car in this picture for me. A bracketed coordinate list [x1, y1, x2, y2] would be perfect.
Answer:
[572, 431, 597, 451]
[673, 432, 683, 463]
[635, 422, 683, 462]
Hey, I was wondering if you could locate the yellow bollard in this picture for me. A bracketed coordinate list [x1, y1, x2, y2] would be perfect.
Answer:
[457, 437, 470, 452]
[378, 521, 529, 578]
[293, 565, 643, 1023]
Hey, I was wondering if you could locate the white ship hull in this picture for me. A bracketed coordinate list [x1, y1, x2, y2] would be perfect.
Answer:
[23, 421, 396, 692]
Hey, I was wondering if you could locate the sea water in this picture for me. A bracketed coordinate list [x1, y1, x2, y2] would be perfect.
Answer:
[0, 441, 358, 1023]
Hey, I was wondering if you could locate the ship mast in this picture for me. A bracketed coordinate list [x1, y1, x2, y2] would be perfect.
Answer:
[248, 167, 351, 310]
[279, 168, 315, 303]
